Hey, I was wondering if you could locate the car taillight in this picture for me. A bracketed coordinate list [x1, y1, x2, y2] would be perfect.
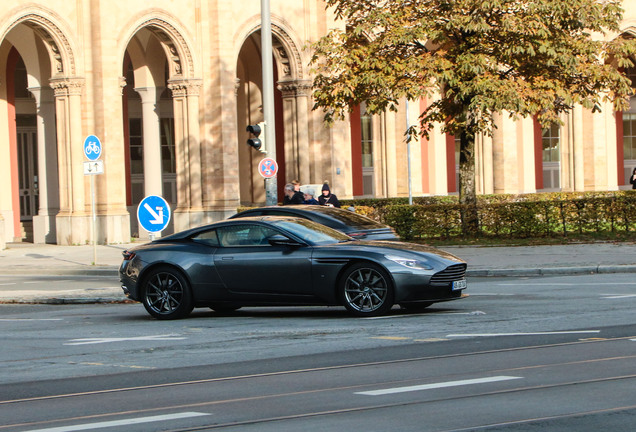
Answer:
[122, 250, 136, 261]
[348, 232, 367, 239]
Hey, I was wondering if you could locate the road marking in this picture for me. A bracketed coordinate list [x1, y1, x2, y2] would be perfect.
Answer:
[22, 412, 209, 432]
[497, 282, 636, 286]
[64, 334, 186, 345]
[602, 294, 636, 299]
[355, 376, 522, 396]
[446, 330, 600, 338]
[0, 282, 17, 286]
[371, 336, 410, 341]
[363, 311, 485, 320]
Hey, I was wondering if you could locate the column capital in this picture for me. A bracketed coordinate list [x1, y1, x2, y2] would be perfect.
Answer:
[167, 78, 202, 97]
[134, 86, 165, 103]
[49, 77, 85, 97]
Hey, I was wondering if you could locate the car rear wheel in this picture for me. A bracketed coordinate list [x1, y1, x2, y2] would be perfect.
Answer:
[340, 263, 394, 317]
[142, 267, 194, 320]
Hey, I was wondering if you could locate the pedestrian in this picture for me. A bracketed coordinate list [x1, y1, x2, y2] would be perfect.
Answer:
[303, 187, 319, 205]
[631, 167, 636, 189]
[283, 182, 304, 205]
[318, 181, 341, 208]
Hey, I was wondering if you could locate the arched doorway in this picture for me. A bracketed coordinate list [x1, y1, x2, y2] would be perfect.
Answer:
[1, 21, 60, 244]
[121, 20, 201, 237]
[235, 27, 309, 206]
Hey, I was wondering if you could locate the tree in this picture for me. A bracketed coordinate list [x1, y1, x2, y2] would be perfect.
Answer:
[310, 0, 636, 234]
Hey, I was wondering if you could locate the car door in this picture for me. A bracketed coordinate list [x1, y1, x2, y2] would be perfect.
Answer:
[213, 223, 313, 298]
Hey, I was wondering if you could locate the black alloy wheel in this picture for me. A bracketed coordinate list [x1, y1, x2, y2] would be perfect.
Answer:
[142, 267, 194, 320]
[340, 262, 394, 317]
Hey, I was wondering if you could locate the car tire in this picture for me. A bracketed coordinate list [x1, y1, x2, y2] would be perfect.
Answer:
[339, 262, 394, 317]
[142, 267, 194, 320]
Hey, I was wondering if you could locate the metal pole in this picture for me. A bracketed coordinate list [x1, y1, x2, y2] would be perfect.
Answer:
[406, 99, 413, 205]
[261, 0, 278, 205]
[91, 174, 97, 264]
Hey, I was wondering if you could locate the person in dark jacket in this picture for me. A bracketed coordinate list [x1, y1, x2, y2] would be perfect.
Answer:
[303, 187, 320, 205]
[318, 182, 341, 207]
[631, 167, 636, 189]
[283, 182, 304, 205]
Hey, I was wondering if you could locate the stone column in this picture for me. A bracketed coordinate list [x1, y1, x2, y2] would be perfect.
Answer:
[134, 87, 164, 198]
[28, 86, 59, 244]
[168, 78, 204, 231]
[51, 77, 87, 245]
[571, 105, 585, 191]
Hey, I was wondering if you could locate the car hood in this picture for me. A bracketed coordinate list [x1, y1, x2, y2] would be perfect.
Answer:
[322, 240, 465, 263]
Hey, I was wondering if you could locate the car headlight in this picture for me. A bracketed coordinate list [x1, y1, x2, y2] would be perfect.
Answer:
[385, 255, 433, 270]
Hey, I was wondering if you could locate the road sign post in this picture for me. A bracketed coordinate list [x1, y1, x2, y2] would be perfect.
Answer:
[137, 195, 171, 240]
[83, 135, 103, 265]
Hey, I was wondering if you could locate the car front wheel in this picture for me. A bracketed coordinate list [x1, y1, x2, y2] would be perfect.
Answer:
[340, 263, 394, 317]
[142, 267, 194, 320]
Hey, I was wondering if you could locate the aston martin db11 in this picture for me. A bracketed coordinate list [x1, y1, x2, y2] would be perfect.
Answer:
[119, 216, 467, 319]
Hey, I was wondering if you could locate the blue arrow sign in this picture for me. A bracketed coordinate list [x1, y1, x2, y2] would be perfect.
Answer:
[84, 135, 102, 161]
[137, 195, 171, 233]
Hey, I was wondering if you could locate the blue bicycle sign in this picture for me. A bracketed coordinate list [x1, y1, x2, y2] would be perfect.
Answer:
[83, 135, 102, 161]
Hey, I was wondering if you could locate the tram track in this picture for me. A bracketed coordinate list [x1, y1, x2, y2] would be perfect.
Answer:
[2, 335, 635, 431]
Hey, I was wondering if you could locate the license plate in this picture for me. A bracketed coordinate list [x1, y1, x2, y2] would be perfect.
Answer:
[452, 279, 467, 291]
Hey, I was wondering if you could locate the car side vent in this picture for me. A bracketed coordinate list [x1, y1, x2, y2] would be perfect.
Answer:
[430, 264, 467, 286]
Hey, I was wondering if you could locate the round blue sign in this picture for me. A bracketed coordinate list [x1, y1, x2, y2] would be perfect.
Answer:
[84, 135, 102, 161]
[137, 195, 171, 233]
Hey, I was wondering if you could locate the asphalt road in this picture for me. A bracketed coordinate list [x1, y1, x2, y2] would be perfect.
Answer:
[1, 273, 635, 431]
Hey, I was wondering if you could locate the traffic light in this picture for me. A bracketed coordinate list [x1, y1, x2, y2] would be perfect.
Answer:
[246, 123, 263, 151]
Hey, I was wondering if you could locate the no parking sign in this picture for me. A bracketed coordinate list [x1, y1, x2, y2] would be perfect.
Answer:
[258, 158, 278, 179]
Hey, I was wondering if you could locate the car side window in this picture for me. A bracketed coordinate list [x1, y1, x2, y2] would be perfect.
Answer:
[217, 225, 279, 247]
[191, 229, 220, 246]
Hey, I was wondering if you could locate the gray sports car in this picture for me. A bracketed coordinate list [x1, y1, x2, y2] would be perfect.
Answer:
[119, 216, 467, 319]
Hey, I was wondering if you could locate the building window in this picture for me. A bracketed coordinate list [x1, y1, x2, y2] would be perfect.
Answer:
[542, 123, 560, 162]
[623, 113, 636, 160]
[361, 110, 373, 168]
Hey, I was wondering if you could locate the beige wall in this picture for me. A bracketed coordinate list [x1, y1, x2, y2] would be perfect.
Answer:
[0, 1, 635, 244]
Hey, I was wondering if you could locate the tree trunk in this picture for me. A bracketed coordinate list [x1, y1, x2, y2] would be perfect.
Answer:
[458, 131, 479, 235]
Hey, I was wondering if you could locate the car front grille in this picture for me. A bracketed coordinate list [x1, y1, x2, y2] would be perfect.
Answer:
[430, 264, 467, 286]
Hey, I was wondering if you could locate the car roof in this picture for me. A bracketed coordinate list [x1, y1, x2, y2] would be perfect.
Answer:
[232, 205, 386, 229]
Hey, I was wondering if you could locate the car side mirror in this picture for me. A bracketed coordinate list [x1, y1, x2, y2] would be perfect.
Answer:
[267, 234, 303, 247]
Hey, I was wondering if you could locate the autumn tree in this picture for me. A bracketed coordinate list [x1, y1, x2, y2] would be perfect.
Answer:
[310, 0, 636, 234]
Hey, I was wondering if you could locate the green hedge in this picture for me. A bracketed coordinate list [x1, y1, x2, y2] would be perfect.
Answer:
[342, 191, 636, 240]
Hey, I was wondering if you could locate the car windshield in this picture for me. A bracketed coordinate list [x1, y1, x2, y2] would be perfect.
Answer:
[272, 218, 352, 245]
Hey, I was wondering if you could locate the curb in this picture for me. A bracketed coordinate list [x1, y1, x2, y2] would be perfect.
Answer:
[467, 264, 636, 277]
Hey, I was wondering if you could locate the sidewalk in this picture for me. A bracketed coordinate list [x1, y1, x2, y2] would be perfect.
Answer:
[1, 241, 635, 304]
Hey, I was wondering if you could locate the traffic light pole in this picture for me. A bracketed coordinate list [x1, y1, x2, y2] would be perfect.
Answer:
[261, 0, 278, 205]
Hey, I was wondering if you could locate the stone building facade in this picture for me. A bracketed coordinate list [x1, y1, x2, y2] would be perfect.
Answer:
[1, 1, 636, 245]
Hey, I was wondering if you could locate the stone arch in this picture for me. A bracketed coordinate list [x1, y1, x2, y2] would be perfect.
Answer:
[234, 16, 305, 82]
[1, 9, 76, 77]
[119, 13, 197, 79]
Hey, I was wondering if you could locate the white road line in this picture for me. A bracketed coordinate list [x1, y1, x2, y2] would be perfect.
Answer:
[446, 330, 600, 338]
[363, 311, 485, 320]
[64, 334, 186, 345]
[0, 282, 17, 286]
[602, 294, 636, 299]
[497, 282, 636, 286]
[355, 376, 522, 396]
[22, 412, 209, 432]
